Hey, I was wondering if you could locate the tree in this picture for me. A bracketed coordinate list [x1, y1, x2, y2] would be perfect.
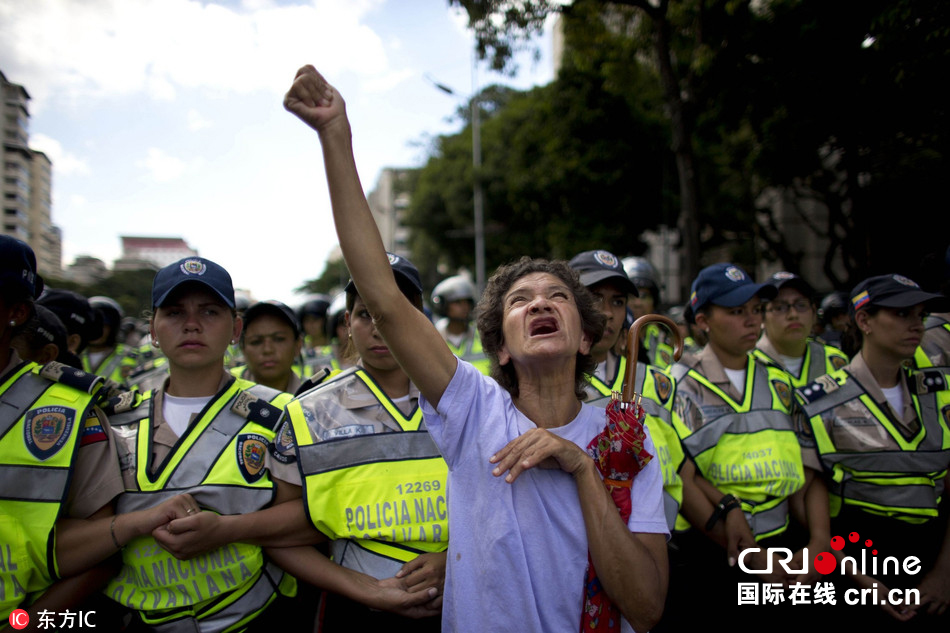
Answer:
[405, 57, 670, 277]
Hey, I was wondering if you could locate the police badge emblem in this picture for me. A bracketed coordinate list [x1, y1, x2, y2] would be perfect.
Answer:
[771, 379, 792, 410]
[830, 355, 847, 371]
[180, 259, 207, 276]
[237, 434, 268, 482]
[24, 406, 76, 460]
[652, 369, 673, 404]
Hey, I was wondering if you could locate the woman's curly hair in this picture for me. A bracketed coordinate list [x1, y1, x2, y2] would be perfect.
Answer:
[475, 257, 605, 400]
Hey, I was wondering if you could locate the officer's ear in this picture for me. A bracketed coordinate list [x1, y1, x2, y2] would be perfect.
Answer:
[37, 343, 60, 365]
[66, 333, 82, 354]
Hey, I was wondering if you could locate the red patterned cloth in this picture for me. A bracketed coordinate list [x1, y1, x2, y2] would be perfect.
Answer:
[580, 398, 653, 632]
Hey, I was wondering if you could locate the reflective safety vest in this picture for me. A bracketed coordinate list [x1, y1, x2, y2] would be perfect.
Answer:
[584, 357, 685, 531]
[103, 378, 295, 632]
[297, 345, 339, 379]
[914, 315, 950, 369]
[1, 361, 102, 618]
[753, 339, 848, 389]
[286, 368, 448, 579]
[444, 329, 490, 375]
[671, 357, 804, 540]
[83, 344, 139, 388]
[642, 323, 675, 369]
[798, 368, 950, 524]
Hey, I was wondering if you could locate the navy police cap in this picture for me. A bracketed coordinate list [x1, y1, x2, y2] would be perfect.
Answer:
[849, 274, 949, 314]
[0, 235, 44, 299]
[689, 263, 776, 312]
[568, 250, 639, 296]
[344, 253, 423, 296]
[152, 257, 235, 309]
[243, 300, 301, 337]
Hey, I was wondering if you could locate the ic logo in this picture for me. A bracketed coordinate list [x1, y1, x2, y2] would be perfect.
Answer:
[9, 609, 29, 630]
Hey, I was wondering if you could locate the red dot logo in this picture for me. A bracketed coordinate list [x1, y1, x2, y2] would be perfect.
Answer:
[848, 531, 860, 543]
[864, 539, 873, 547]
[830, 535, 845, 551]
[813, 552, 837, 575]
[9, 610, 29, 630]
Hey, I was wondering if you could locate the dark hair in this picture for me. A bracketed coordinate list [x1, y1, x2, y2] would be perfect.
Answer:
[475, 257, 605, 400]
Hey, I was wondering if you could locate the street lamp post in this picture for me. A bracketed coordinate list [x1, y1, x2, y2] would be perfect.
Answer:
[426, 54, 486, 296]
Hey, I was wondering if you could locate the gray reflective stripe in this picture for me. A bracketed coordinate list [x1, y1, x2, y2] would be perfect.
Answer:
[746, 499, 789, 539]
[117, 485, 274, 515]
[0, 370, 49, 439]
[821, 450, 950, 474]
[0, 464, 70, 502]
[165, 409, 248, 488]
[682, 409, 794, 457]
[165, 383, 276, 489]
[662, 490, 680, 531]
[148, 561, 283, 633]
[330, 539, 405, 580]
[836, 479, 942, 512]
[298, 431, 441, 477]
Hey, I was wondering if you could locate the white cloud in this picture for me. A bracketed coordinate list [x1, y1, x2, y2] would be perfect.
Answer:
[0, 0, 394, 112]
[187, 109, 213, 131]
[138, 147, 188, 182]
[28, 134, 91, 176]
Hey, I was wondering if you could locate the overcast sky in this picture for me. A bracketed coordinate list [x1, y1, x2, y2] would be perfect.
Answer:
[0, 0, 554, 305]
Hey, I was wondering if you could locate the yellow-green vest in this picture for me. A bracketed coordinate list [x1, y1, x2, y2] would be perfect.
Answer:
[445, 329, 490, 375]
[671, 356, 805, 540]
[914, 315, 950, 369]
[1, 361, 102, 619]
[103, 378, 294, 632]
[642, 322, 675, 369]
[752, 339, 848, 389]
[798, 367, 950, 524]
[286, 368, 448, 579]
[584, 357, 685, 531]
[83, 343, 139, 387]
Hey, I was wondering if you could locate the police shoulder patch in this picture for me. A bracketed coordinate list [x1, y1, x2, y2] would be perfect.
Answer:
[913, 369, 948, 395]
[24, 405, 76, 460]
[40, 361, 103, 395]
[101, 390, 141, 417]
[829, 354, 848, 371]
[232, 391, 282, 430]
[237, 433, 269, 482]
[269, 420, 297, 465]
[797, 374, 839, 404]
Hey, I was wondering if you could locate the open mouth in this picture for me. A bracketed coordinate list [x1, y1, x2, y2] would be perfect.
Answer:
[530, 317, 559, 336]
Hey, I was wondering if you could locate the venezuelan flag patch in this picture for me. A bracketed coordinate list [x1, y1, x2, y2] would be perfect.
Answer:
[851, 290, 870, 311]
[79, 416, 107, 446]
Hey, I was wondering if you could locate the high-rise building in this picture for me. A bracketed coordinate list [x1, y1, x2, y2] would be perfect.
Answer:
[2, 69, 63, 276]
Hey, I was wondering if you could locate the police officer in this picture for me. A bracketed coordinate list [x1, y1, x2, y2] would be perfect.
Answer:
[267, 253, 444, 630]
[754, 272, 848, 389]
[431, 274, 489, 375]
[797, 274, 950, 627]
[623, 256, 674, 368]
[83, 296, 139, 388]
[231, 300, 305, 394]
[100, 257, 306, 632]
[569, 250, 760, 632]
[11, 304, 70, 366]
[1, 236, 189, 625]
[296, 295, 338, 376]
[36, 288, 99, 369]
[816, 290, 850, 350]
[670, 263, 830, 626]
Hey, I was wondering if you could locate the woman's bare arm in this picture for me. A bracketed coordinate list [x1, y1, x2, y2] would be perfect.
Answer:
[283, 65, 457, 406]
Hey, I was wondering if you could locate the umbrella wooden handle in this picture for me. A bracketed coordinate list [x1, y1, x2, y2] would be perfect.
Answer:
[623, 314, 684, 403]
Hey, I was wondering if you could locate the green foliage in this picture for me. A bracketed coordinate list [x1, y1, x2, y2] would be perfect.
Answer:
[295, 258, 350, 295]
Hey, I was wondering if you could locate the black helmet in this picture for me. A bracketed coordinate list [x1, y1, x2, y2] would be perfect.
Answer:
[817, 291, 849, 324]
[622, 256, 661, 304]
[431, 275, 477, 317]
[89, 296, 124, 329]
[297, 294, 332, 323]
[326, 292, 348, 341]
